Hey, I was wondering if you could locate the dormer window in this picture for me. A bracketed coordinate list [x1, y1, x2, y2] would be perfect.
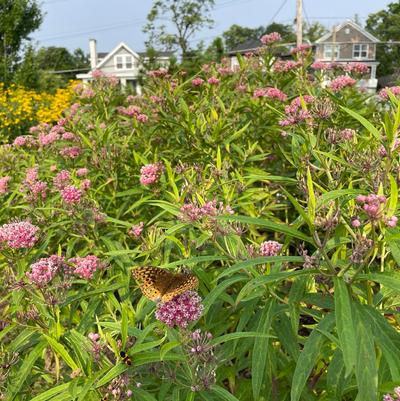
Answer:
[353, 44, 369, 59]
[115, 55, 134, 69]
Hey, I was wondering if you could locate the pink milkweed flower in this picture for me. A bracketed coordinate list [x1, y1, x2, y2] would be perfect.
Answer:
[92, 69, 104, 79]
[68, 255, 103, 279]
[60, 146, 81, 159]
[260, 32, 281, 45]
[29, 180, 48, 201]
[351, 218, 361, 228]
[61, 185, 82, 204]
[259, 241, 282, 256]
[207, 77, 220, 85]
[53, 170, 71, 189]
[76, 168, 88, 177]
[88, 332, 100, 342]
[386, 215, 398, 228]
[344, 62, 369, 75]
[192, 77, 204, 87]
[0, 176, 11, 195]
[25, 167, 39, 184]
[311, 61, 332, 71]
[0, 220, 39, 249]
[273, 60, 302, 73]
[39, 131, 59, 146]
[136, 114, 149, 123]
[26, 255, 65, 287]
[80, 179, 91, 190]
[140, 163, 162, 186]
[62, 132, 77, 141]
[128, 222, 144, 238]
[155, 291, 204, 328]
[291, 44, 311, 55]
[253, 87, 287, 102]
[379, 86, 400, 100]
[328, 75, 356, 92]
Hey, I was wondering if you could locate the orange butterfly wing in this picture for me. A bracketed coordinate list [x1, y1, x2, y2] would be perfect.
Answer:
[132, 267, 198, 302]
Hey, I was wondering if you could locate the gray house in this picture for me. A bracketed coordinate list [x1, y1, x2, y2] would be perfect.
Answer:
[77, 39, 173, 94]
[314, 20, 380, 91]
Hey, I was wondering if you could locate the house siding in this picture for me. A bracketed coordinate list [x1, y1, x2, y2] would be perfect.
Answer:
[316, 23, 376, 61]
[100, 46, 140, 75]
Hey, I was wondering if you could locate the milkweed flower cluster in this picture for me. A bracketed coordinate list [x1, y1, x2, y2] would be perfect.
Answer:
[273, 60, 302, 73]
[0, 176, 11, 194]
[179, 200, 233, 222]
[260, 32, 281, 45]
[343, 62, 369, 74]
[353, 194, 397, 228]
[185, 329, 217, 392]
[279, 95, 314, 126]
[155, 291, 204, 328]
[128, 222, 144, 238]
[259, 240, 282, 256]
[60, 146, 81, 159]
[0, 221, 39, 249]
[207, 77, 220, 85]
[139, 163, 163, 185]
[147, 67, 169, 78]
[26, 255, 66, 287]
[379, 86, 400, 100]
[379, 138, 400, 157]
[325, 128, 356, 144]
[192, 77, 204, 87]
[383, 386, 400, 401]
[253, 87, 287, 102]
[68, 255, 103, 279]
[291, 44, 311, 55]
[328, 75, 357, 92]
[53, 170, 71, 189]
[61, 185, 82, 204]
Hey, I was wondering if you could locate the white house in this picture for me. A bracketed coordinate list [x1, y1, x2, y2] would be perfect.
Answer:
[77, 39, 173, 94]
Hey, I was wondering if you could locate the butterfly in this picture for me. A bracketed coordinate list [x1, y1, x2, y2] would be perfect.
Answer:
[119, 350, 132, 366]
[132, 266, 199, 302]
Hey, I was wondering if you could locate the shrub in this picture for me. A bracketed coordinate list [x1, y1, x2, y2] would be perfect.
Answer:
[1, 41, 400, 400]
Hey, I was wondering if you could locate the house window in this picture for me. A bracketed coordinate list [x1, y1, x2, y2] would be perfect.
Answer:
[115, 55, 135, 69]
[116, 56, 123, 69]
[353, 44, 369, 59]
[323, 44, 340, 60]
[125, 56, 133, 69]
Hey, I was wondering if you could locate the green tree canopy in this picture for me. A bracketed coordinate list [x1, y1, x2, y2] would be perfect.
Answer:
[143, 0, 215, 59]
[222, 24, 264, 50]
[366, 1, 400, 76]
[0, 0, 42, 85]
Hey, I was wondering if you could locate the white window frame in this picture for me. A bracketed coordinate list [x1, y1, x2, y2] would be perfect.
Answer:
[114, 55, 135, 70]
[323, 44, 340, 60]
[353, 44, 369, 59]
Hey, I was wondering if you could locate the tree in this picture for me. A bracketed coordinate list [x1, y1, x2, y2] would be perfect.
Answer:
[264, 22, 296, 43]
[14, 46, 89, 91]
[303, 22, 327, 43]
[222, 24, 264, 50]
[143, 0, 215, 59]
[366, 1, 400, 76]
[0, 0, 42, 85]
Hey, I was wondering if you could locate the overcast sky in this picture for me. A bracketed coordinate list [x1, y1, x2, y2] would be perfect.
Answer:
[32, 0, 394, 54]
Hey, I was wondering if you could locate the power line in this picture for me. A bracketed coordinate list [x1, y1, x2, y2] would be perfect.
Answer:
[267, 0, 289, 26]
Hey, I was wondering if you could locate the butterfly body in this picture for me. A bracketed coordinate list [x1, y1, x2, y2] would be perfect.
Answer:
[119, 350, 132, 366]
[132, 266, 199, 302]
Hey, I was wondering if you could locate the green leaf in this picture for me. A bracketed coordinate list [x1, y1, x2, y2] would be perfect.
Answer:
[334, 277, 357, 377]
[29, 384, 70, 401]
[354, 310, 378, 401]
[357, 272, 400, 294]
[388, 175, 398, 216]
[6, 341, 46, 400]
[306, 167, 316, 221]
[95, 364, 128, 388]
[291, 314, 335, 401]
[340, 106, 381, 140]
[43, 335, 79, 371]
[252, 300, 275, 400]
[211, 385, 240, 401]
[210, 331, 275, 346]
[217, 256, 304, 280]
[218, 215, 314, 244]
[160, 341, 181, 361]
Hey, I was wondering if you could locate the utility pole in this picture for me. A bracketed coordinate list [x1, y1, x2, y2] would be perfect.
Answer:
[331, 25, 337, 61]
[296, 0, 303, 46]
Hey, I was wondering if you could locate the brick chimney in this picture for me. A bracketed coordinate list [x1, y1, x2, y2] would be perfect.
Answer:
[89, 39, 98, 70]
